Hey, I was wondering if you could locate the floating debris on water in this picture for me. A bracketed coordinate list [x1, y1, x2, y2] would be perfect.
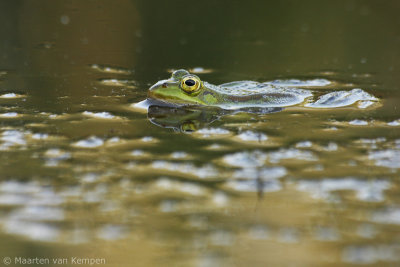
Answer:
[212, 191, 229, 206]
[349, 119, 369, 126]
[44, 148, 71, 167]
[368, 149, 400, 169]
[371, 208, 400, 225]
[232, 166, 287, 180]
[154, 178, 206, 196]
[297, 178, 391, 202]
[82, 111, 115, 119]
[73, 136, 104, 148]
[196, 128, 231, 138]
[97, 225, 127, 241]
[387, 120, 400, 126]
[313, 226, 340, 241]
[223, 151, 267, 168]
[278, 228, 300, 243]
[189, 67, 213, 74]
[209, 230, 235, 246]
[170, 151, 189, 159]
[159, 199, 179, 213]
[151, 161, 219, 179]
[236, 130, 268, 142]
[323, 142, 339, 151]
[3, 220, 61, 242]
[0, 130, 27, 150]
[98, 78, 136, 87]
[305, 88, 378, 108]
[0, 93, 25, 98]
[168, 67, 213, 74]
[31, 133, 49, 140]
[0, 112, 19, 118]
[356, 224, 378, 239]
[296, 141, 313, 148]
[141, 136, 157, 143]
[268, 148, 317, 163]
[342, 244, 400, 264]
[248, 225, 270, 240]
[269, 78, 331, 87]
[131, 149, 145, 157]
[226, 179, 282, 193]
[90, 64, 133, 74]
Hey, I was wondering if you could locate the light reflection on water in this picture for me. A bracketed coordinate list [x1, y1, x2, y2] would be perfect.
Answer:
[1, 63, 400, 265]
[1, 76, 399, 264]
[1, 1, 400, 266]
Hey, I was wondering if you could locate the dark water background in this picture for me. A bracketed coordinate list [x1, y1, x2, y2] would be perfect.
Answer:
[0, 1, 400, 266]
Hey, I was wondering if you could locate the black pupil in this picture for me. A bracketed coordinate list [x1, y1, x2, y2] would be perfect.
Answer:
[185, 79, 196, 87]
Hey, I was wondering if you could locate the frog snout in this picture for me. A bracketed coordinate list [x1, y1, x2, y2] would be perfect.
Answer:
[149, 82, 161, 91]
[149, 80, 170, 91]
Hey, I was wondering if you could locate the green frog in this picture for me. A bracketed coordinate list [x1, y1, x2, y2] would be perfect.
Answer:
[133, 69, 380, 132]
[147, 69, 313, 109]
[145, 69, 378, 110]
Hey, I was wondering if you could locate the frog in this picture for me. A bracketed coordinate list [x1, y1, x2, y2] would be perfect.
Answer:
[147, 69, 313, 110]
[144, 69, 379, 110]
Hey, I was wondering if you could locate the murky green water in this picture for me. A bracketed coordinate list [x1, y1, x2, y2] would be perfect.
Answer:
[1, 1, 400, 266]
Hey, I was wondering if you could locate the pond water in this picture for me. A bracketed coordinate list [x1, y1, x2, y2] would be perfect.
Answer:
[0, 1, 400, 266]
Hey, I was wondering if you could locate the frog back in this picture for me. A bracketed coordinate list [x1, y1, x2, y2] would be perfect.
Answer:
[204, 81, 313, 109]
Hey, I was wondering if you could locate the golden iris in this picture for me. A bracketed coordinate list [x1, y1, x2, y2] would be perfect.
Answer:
[180, 76, 202, 94]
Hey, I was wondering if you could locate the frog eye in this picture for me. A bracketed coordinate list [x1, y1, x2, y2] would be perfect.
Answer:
[180, 76, 202, 94]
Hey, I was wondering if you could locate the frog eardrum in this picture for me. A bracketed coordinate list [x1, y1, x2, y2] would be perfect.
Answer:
[180, 75, 203, 95]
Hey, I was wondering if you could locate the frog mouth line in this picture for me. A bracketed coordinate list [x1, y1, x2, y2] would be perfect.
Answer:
[146, 97, 187, 108]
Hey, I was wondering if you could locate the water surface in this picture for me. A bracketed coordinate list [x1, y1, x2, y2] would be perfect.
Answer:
[1, 1, 400, 266]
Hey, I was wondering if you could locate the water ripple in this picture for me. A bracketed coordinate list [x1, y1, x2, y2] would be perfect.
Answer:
[73, 136, 104, 148]
[297, 178, 390, 202]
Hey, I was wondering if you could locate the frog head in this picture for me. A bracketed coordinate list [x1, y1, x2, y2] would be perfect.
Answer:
[148, 69, 206, 105]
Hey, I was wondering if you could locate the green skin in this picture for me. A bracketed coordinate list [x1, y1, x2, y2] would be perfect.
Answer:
[148, 69, 284, 107]
[148, 70, 219, 106]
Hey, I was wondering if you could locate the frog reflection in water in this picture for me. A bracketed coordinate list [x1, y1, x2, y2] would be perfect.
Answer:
[142, 69, 379, 131]
[147, 104, 276, 133]
[147, 105, 219, 133]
